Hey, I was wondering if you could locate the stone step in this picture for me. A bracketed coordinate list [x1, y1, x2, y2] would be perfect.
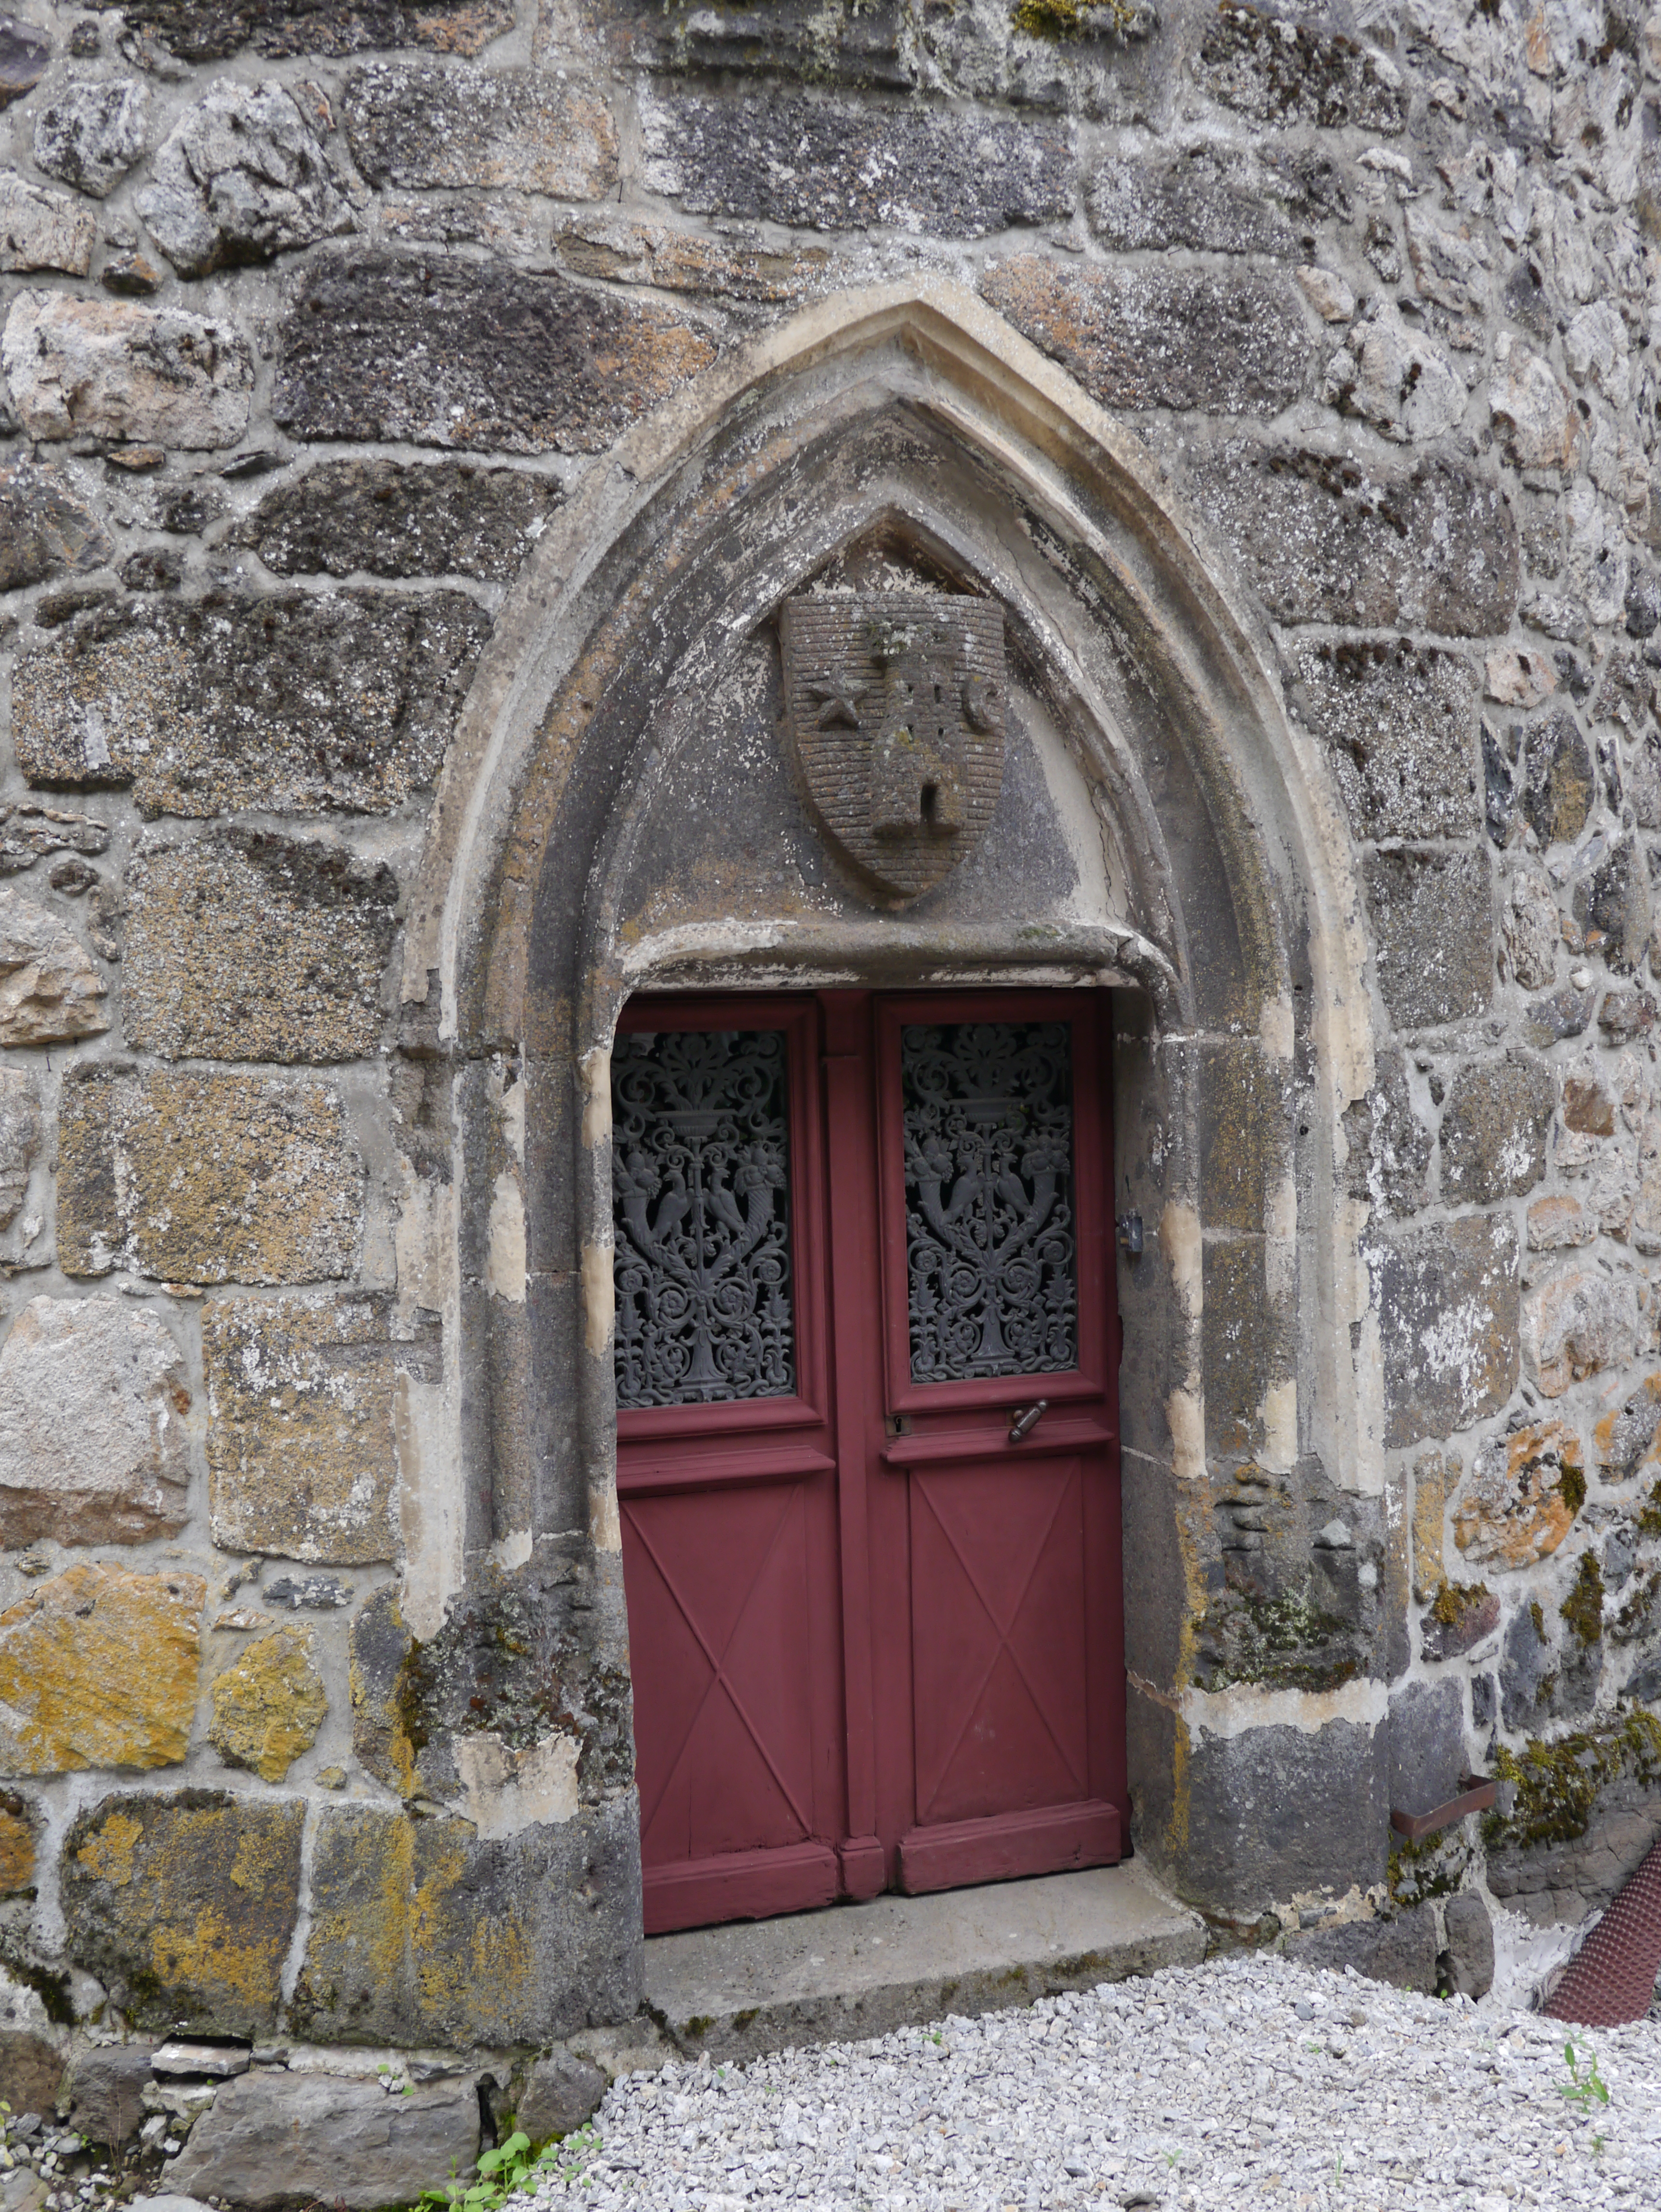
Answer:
[644, 1861, 1206, 2066]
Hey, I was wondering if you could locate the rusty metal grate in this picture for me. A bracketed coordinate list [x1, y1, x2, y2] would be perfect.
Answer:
[1542, 1836, 1661, 2028]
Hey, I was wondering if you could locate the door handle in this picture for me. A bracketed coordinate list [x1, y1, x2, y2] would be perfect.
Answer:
[1007, 1400, 1048, 1444]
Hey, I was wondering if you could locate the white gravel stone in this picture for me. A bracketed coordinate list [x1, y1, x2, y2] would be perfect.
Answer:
[504, 1954, 1661, 2212]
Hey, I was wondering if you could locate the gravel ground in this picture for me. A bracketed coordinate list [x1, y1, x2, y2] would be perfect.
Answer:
[508, 1955, 1661, 2212]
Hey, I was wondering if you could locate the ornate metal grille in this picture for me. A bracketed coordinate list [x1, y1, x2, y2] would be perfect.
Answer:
[612, 1029, 795, 1408]
[901, 1020, 1077, 1382]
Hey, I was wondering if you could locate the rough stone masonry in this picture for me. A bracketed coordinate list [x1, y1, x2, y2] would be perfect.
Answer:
[2, 0, 1661, 2199]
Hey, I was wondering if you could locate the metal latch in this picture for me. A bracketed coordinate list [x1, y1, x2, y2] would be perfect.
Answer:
[1007, 1400, 1048, 1444]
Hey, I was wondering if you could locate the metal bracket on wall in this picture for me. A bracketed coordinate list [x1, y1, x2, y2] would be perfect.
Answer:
[1389, 1775, 1499, 1842]
[1116, 1212, 1143, 1255]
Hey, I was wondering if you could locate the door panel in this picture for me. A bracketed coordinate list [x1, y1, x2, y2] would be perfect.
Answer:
[614, 988, 1124, 1932]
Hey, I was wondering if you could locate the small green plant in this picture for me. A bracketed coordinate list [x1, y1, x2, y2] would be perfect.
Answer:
[419, 2124, 601, 2212]
[1557, 2038, 1611, 2113]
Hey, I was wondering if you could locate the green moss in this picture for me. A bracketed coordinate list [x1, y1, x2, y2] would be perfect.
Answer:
[1011, 0, 1137, 36]
[1195, 1583, 1358, 1694]
[1612, 1567, 1661, 1644]
[1559, 1459, 1588, 1516]
[1559, 1553, 1605, 1646]
[1637, 1478, 1661, 1540]
[1388, 1827, 1472, 1906]
[1482, 1710, 1661, 1852]
[1430, 1580, 1490, 1627]
[1529, 1599, 1546, 1639]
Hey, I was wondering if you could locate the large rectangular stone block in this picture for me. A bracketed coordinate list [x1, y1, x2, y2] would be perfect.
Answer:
[58, 1067, 363, 1284]
[0, 1562, 202, 1773]
[273, 251, 717, 455]
[97, 0, 514, 60]
[1363, 848, 1494, 1030]
[343, 63, 617, 196]
[123, 829, 398, 1063]
[1187, 444, 1519, 637]
[980, 258, 1312, 418]
[204, 1294, 408, 1564]
[1181, 1716, 1389, 1912]
[1369, 1212, 1519, 1449]
[12, 591, 490, 817]
[236, 458, 558, 582]
[1291, 641, 1481, 843]
[61, 1791, 304, 2037]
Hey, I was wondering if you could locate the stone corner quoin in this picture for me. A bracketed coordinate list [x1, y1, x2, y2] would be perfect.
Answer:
[0, 0, 1659, 2191]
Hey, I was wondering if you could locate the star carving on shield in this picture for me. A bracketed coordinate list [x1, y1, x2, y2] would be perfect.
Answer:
[779, 592, 1007, 905]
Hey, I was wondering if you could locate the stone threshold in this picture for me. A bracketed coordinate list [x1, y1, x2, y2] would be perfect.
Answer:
[643, 1860, 1206, 2067]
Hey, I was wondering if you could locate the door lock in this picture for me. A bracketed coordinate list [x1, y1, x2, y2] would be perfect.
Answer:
[1007, 1400, 1048, 1444]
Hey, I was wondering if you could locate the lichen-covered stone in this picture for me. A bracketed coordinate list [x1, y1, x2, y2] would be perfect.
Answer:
[1573, 838, 1651, 973]
[0, 461, 112, 591]
[1484, 1712, 1661, 1927]
[0, 1798, 35, 1894]
[171, 2068, 480, 2209]
[1411, 1449, 1456, 1602]
[1, 294, 252, 448]
[1341, 1047, 1431, 1220]
[1501, 857, 1561, 991]
[58, 1066, 363, 1284]
[209, 1627, 327, 1783]
[0, 887, 109, 1044]
[622, 0, 912, 89]
[1421, 1583, 1501, 1662]
[1439, 1052, 1555, 1205]
[31, 74, 149, 197]
[1490, 345, 1580, 472]
[556, 215, 831, 303]
[1453, 1422, 1583, 1573]
[91, 0, 514, 61]
[135, 79, 353, 278]
[1186, 444, 1519, 637]
[980, 257, 1310, 419]
[1197, 3, 1406, 133]
[290, 1797, 642, 2046]
[0, 1297, 191, 1546]
[123, 829, 398, 1062]
[1362, 849, 1493, 1031]
[342, 62, 617, 197]
[1326, 305, 1467, 447]
[0, 1070, 40, 1239]
[238, 458, 558, 581]
[0, 175, 97, 275]
[61, 1791, 303, 2037]
[640, 90, 1070, 237]
[1369, 1213, 1518, 1450]
[1523, 1265, 1639, 1398]
[0, 1563, 202, 1774]
[1592, 1372, 1661, 1479]
[1087, 151, 1296, 255]
[1292, 640, 1479, 843]
[12, 590, 490, 816]
[273, 251, 716, 456]
[1518, 708, 1595, 847]
[205, 1295, 411, 1563]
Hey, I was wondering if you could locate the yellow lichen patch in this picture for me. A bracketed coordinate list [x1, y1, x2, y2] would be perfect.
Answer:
[1453, 1421, 1583, 1572]
[0, 1563, 202, 1776]
[0, 1806, 34, 1893]
[77, 1808, 143, 1886]
[209, 1627, 328, 1784]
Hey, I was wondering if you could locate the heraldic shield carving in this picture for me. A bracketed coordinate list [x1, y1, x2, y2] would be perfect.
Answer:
[780, 594, 1007, 903]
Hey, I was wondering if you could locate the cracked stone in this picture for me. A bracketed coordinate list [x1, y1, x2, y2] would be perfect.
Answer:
[136, 79, 353, 278]
[2, 294, 252, 448]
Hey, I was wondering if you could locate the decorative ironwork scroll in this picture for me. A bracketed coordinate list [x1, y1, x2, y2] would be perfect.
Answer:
[780, 594, 1006, 904]
[901, 1021, 1077, 1382]
[612, 1029, 795, 1408]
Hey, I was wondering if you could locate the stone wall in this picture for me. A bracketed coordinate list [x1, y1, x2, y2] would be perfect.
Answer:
[1, 0, 1661, 2174]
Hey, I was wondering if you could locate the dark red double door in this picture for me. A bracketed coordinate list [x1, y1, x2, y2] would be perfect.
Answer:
[613, 990, 1125, 1934]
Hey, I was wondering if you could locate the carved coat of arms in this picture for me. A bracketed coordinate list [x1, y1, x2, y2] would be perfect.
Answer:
[779, 594, 1006, 903]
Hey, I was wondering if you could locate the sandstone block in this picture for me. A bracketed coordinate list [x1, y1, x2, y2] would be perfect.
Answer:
[0, 2032, 65, 2120]
[1501, 859, 1560, 991]
[290, 1796, 642, 2046]
[108, 0, 514, 61]
[0, 15, 50, 105]
[0, 1297, 191, 1546]
[1454, 1421, 1583, 1571]
[1370, 1213, 1518, 1449]
[1442, 1892, 1494, 1999]
[1518, 708, 1595, 846]
[343, 62, 617, 197]
[0, 1563, 202, 1774]
[0, 1793, 34, 1892]
[0, 1069, 41, 1229]
[1087, 153, 1295, 256]
[170, 2070, 479, 2211]
[58, 1067, 363, 1284]
[0, 462, 113, 592]
[556, 216, 830, 303]
[12, 591, 489, 816]
[517, 2052, 607, 2143]
[124, 830, 397, 1063]
[1, 295, 252, 448]
[1439, 1052, 1555, 1204]
[1292, 640, 1478, 843]
[1362, 849, 1492, 1030]
[0, 176, 96, 275]
[205, 1295, 407, 1564]
[136, 80, 353, 278]
[0, 888, 109, 1045]
[274, 251, 716, 456]
[1186, 444, 1519, 636]
[1490, 346, 1580, 471]
[1411, 1449, 1456, 1601]
[61, 1792, 303, 2037]
[1197, 4, 1406, 132]
[1523, 1266, 1639, 1396]
[640, 91, 1071, 237]
[980, 258, 1310, 419]
[67, 2042, 158, 2146]
[238, 458, 558, 581]
[32, 75, 149, 197]
[1529, 1194, 1593, 1250]
[208, 1628, 327, 1783]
